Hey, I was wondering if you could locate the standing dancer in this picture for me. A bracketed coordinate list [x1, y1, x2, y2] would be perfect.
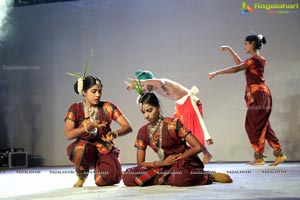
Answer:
[208, 34, 286, 166]
[126, 70, 213, 164]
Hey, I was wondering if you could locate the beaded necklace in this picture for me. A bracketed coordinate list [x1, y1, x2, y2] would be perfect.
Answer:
[148, 117, 165, 161]
[83, 102, 98, 135]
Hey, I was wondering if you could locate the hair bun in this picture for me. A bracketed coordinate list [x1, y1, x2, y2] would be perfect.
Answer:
[258, 34, 267, 45]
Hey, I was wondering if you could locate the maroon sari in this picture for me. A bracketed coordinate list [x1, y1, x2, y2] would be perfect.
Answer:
[123, 117, 211, 187]
[244, 55, 282, 154]
[65, 101, 123, 186]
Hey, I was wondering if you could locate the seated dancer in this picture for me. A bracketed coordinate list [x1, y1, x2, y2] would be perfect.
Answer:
[64, 74, 132, 187]
[126, 70, 213, 164]
[123, 92, 232, 186]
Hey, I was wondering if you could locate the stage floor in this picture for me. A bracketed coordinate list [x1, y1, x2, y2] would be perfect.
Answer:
[0, 162, 299, 200]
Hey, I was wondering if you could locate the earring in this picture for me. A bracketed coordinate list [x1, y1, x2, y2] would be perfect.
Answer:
[159, 113, 163, 119]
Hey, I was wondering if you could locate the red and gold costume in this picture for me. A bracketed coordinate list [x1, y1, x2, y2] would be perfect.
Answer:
[65, 101, 123, 186]
[244, 55, 282, 156]
[123, 117, 212, 186]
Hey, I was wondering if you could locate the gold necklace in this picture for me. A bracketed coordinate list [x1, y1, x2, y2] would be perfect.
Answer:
[148, 117, 165, 161]
[83, 102, 98, 135]
[148, 118, 162, 136]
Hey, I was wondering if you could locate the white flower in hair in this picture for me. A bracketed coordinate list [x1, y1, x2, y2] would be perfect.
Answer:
[257, 34, 263, 41]
[77, 77, 84, 95]
[136, 95, 142, 107]
[66, 48, 94, 96]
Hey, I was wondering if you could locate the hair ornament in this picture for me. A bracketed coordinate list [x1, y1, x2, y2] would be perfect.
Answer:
[66, 49, 94, 95]
[95, 79, 101, 86]
[129, 77, 143, 96]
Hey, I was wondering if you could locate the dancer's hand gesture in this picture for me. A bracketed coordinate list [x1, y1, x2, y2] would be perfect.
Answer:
[208, 72, 217, 80]
[219, 45, 231, 52]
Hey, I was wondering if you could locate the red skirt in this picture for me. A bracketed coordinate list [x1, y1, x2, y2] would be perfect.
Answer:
[67, 139, 122, 186]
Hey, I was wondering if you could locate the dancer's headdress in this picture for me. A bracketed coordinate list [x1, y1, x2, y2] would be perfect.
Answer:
[129, 70, 153, 107]
[135, 70, 154, 80]
[66, 49, 94, 95]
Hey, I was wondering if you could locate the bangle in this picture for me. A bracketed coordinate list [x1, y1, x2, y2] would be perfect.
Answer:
[112, 130, 118, 138]
[84, 124, 88, 133]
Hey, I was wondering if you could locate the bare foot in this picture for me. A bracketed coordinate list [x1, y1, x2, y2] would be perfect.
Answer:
[248, 158, 265, 165]
[212, 173, 233, 183]
[269, 155, 287, 166]
[73, 178, 85, 187]
[203, 152, 213, 164]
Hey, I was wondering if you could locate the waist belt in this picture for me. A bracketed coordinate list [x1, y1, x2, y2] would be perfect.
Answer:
[244, 84, 270, 107]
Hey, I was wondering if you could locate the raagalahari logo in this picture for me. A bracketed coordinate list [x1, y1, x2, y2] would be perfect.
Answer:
[241, 2, 254, 15]
[241, 1, 299, 15]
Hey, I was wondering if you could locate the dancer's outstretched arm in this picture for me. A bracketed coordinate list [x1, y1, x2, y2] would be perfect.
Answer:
[220, 45, 242, 65]
[208, 62, 248, 80]
[126, 78, 164, 92]
[125, 78, 188, 100]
